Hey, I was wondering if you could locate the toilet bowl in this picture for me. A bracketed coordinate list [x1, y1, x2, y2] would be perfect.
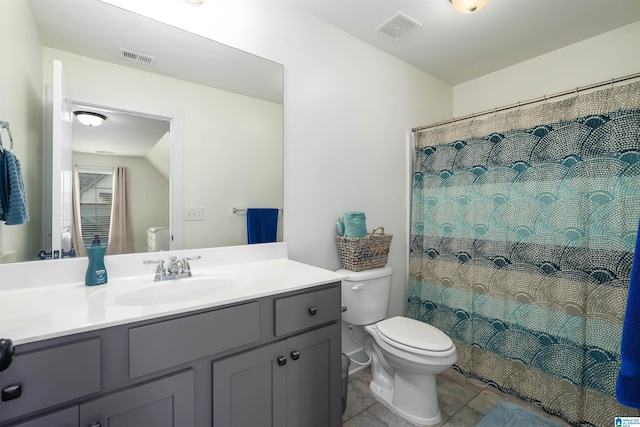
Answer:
[339, 266, 457, 425]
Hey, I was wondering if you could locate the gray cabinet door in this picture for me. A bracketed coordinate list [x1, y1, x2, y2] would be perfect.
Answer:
[79, 370, 194, 427]
[212, 341, 287, 427]
[212, 324, 341, 427]
[286, 325, 341, 427]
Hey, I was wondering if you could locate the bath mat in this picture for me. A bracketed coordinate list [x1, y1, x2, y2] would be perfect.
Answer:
[475, 400, 562, 427]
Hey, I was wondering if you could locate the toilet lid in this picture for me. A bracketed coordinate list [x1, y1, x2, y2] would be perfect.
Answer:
[376, 316, 453, 352]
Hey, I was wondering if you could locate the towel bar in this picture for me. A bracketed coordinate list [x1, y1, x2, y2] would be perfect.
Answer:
[233, 207, 283, 214]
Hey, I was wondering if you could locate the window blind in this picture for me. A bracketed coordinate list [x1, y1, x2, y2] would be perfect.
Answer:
[78, 172, 113, 245]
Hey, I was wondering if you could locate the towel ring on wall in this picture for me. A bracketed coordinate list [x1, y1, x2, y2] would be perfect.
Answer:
[0, 121, 14, 153]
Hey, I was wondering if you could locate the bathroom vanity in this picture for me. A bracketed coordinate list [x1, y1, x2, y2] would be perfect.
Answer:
[0, 244, 344, 427]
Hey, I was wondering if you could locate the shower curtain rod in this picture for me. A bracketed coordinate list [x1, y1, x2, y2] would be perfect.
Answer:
[412, 71, 640, 133]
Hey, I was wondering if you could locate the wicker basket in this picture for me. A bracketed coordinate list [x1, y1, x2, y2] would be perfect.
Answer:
[336, 226, 392, 272]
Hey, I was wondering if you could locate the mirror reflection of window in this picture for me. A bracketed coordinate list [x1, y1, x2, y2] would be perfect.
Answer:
[77, 167, 113, 248]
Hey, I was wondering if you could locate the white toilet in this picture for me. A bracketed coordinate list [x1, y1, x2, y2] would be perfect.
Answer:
[339, 266, 457, 425]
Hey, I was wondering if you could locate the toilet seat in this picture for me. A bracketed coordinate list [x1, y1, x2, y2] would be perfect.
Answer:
[376, 316, 453, 354]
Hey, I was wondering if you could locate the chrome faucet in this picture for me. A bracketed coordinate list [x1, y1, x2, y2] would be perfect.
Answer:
[167, 256, 184, 275]
[144, 255, 201, 281]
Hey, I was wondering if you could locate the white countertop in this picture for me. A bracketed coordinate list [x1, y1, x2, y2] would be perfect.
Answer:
[0, 244, 345, 346]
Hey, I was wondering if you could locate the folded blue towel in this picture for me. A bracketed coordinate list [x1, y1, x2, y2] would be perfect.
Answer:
[617, 218, 640, 409]
[247, 208, 278, 244]
[343, 211, 367, 238]
[1, 151, 29, 225]
[336, 217, 345, 236]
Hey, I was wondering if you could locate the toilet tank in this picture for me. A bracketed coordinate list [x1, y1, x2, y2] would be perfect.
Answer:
[338, 266, 392, 326]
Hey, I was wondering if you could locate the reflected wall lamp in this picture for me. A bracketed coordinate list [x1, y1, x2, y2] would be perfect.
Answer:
[450, 0, 490, 14]
[74, 111, 107, 127]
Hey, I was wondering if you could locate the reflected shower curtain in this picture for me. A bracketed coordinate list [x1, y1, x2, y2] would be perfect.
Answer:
[71, 165, 87, 257]
[408, 81, 640, 426]
[107, 166, 134, 255]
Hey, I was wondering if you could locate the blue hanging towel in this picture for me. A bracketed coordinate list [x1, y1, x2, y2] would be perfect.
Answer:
[0, 150, 7, 221]
[1, 150, 29, 225]
[617, 218, 640, 409]
[247, 208, 278, 244]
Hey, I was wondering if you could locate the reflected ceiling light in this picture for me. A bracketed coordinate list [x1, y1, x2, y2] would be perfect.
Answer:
[74, 111, 107, 127]
[450, 0, 490, 14]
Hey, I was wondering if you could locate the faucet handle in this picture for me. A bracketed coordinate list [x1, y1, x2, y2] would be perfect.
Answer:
[143, 259, 165, 268]
[143, 259, 166, 280]
[182, 255, 201, 274]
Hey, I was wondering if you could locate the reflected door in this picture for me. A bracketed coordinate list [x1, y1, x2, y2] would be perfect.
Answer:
[44, 59, 73, 258]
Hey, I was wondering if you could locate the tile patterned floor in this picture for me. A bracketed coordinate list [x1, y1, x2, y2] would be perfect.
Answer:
[342, 366, 576, 427]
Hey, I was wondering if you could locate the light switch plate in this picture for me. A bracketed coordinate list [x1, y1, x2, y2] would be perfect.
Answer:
[184, 208, 204, 221]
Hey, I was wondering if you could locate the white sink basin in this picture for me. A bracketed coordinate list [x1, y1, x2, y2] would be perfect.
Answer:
[115, 276, 241, 306]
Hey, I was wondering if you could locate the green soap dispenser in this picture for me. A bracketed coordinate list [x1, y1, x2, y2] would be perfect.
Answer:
[85, 235, 108, 286]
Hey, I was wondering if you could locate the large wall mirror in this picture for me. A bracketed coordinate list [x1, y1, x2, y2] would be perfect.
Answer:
[0, 0, 283, 264]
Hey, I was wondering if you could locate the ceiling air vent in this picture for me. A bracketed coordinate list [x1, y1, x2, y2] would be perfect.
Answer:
[119, 48, 157, 66]
[374, 12, 421, 41]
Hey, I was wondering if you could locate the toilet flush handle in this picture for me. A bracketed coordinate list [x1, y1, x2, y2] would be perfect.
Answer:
[352, 284, 364, 291]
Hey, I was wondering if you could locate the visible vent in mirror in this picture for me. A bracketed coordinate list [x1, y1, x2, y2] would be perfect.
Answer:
[119, 48, 157, 66]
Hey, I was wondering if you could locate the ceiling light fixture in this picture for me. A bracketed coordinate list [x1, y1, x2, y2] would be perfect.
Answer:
[74, 111, 107, 127]
[450, 0, 490, 14]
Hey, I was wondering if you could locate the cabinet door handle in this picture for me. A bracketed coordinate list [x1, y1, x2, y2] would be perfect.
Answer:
[308, 307, 318, 316]
[291, 351, 300, 361]
[277, 356, 287, 366]
[88, 422, 102, 427]
[1, 384, 21, 402]
[0, 338, 15, 372]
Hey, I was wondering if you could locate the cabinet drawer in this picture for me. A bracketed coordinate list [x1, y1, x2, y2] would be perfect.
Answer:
[0, 338, 101, 423]
[274, 285, 340, 337]
[129, 301, 260, 378]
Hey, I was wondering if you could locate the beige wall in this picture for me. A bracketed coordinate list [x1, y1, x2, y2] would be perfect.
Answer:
[453, 21, 640, 117]
[0, 2, 44, 262]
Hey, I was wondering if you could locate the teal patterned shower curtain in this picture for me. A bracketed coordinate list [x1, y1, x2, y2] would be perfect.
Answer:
[408, 81, 640, 426]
